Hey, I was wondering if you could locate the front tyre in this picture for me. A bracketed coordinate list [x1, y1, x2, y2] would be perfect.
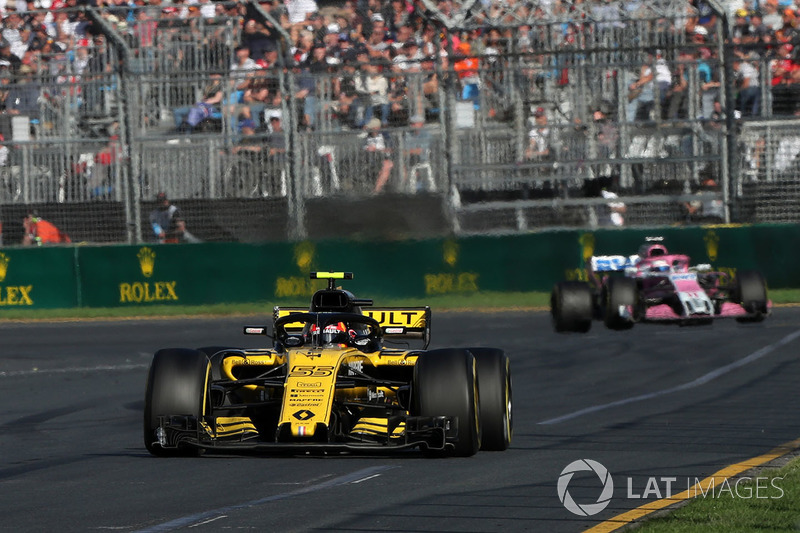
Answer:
[143, 348, 210, 457]
[413, 349, 480, 457]
[469, 348, 512, 451]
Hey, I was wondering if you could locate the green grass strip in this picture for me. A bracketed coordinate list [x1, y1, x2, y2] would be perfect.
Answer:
[0, 289, 796, 321]
[633, 456, 800, 532]
[0, 291, 551, 320]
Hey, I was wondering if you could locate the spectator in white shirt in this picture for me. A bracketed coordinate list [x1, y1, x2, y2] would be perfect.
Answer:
[734, 53, 761, 116]
[286, 0, 318, 26]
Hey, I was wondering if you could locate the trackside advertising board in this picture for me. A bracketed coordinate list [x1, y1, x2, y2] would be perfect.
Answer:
[0, 224, 797, 310]
[0, 247, 78, 309]
[75, 242, 295, 308]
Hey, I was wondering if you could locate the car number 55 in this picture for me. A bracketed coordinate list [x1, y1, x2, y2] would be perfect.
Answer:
[289, 365, 335, 377]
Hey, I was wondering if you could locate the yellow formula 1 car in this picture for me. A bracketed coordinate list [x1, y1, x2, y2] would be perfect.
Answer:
[144, 272, 512, 456]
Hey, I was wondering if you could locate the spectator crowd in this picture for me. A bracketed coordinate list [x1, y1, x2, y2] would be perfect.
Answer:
[0, 0, 795, 137]
[0, 0, 799, 227]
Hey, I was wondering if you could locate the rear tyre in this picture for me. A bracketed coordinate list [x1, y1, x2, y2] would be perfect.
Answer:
[551, 282, 593, 333]
[413, 349, 480, 457]
[736, 270, 768, 322]
[604, 277, 637, 330]
[143, 348, 210, 457]
[469, 348, 512, 451]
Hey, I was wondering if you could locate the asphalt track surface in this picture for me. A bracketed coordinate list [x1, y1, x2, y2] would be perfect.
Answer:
[2, 308, 800, 532]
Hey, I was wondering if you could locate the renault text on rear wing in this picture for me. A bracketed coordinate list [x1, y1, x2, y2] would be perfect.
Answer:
[273, 306, 431, 349]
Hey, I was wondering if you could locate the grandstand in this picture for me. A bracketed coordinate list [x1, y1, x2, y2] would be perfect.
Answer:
[0, 0, 797, 243]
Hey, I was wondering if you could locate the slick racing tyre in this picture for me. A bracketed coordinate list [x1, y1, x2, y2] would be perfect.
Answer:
[143, 348, 210, 457]
[468, 348, 512, 451]
[551, 282, 593, 333]
[413, 349, 481, 457]
[736, 270, 768, 323]
[604, 276, 637, 330]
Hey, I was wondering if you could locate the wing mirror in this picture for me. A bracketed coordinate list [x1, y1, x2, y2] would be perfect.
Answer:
[244, 325, 274, 341]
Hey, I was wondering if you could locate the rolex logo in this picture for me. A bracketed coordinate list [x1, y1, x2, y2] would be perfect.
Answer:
[294, 241, 315, 271]
[137, 247, 156, 278]
[704, 231, 720, 262]
[0, 253, 9, 282]
[580, 233, 596, 263]
[443, 240, 458, 267]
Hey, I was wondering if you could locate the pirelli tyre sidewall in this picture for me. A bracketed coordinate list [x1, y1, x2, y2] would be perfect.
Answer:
[551, 281, 593, 333]
[413, 348, 481, 456]
[736, 270, 768, 322]
[144, 348, 210, 457]
[468, 347, 512, 451]
[604, 276, 637, 330]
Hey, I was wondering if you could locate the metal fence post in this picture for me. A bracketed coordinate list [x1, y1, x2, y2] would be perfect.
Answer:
[283, 66, 305, 241]
[719, 20, 736, 224]
[86, 7, 140, 243]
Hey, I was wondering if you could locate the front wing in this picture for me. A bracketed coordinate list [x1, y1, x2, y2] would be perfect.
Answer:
[150, 414, 458, 454]
[642, 301, 772, 322]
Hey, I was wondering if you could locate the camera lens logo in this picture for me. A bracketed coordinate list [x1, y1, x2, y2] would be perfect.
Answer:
[557, 459, 614, 516]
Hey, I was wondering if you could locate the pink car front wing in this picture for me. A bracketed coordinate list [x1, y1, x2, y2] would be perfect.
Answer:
[643, 301, 772, 321]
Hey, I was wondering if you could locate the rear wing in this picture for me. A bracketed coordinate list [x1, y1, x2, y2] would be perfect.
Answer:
[273, 306, 431, 349]
[365, 307, 431, 348]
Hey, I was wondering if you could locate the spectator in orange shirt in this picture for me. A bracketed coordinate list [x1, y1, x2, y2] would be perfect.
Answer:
[22, 211, 71, 245]
[454, 40, 480, 109]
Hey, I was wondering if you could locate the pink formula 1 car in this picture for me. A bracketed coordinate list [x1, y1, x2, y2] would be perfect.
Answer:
[551, 238, 770, 332]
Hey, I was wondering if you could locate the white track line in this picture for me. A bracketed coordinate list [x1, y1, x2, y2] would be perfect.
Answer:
[133, 465, 394, 533]
[187, 515, 227, 528]
[350, 473, 382, 484]
[539, 329, 800, 425]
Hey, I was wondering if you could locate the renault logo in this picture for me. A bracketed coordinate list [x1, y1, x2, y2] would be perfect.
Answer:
[293, 409, 315, 421]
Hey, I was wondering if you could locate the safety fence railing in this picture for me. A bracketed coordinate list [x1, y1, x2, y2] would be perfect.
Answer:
[736, 119, 800, 224]
[0, 138, 125, 204]
[131, 123, 447, 199]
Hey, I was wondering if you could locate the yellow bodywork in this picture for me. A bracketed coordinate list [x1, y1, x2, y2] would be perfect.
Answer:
[201, 417, 259, 439]
[351, 418, 406, 439]
[219, 346, 418, 440]
[280, 347, 342, 438]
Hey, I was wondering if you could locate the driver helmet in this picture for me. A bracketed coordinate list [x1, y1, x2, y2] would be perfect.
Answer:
[311, 322, 349, 345]
[651, 260, 670, 273]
